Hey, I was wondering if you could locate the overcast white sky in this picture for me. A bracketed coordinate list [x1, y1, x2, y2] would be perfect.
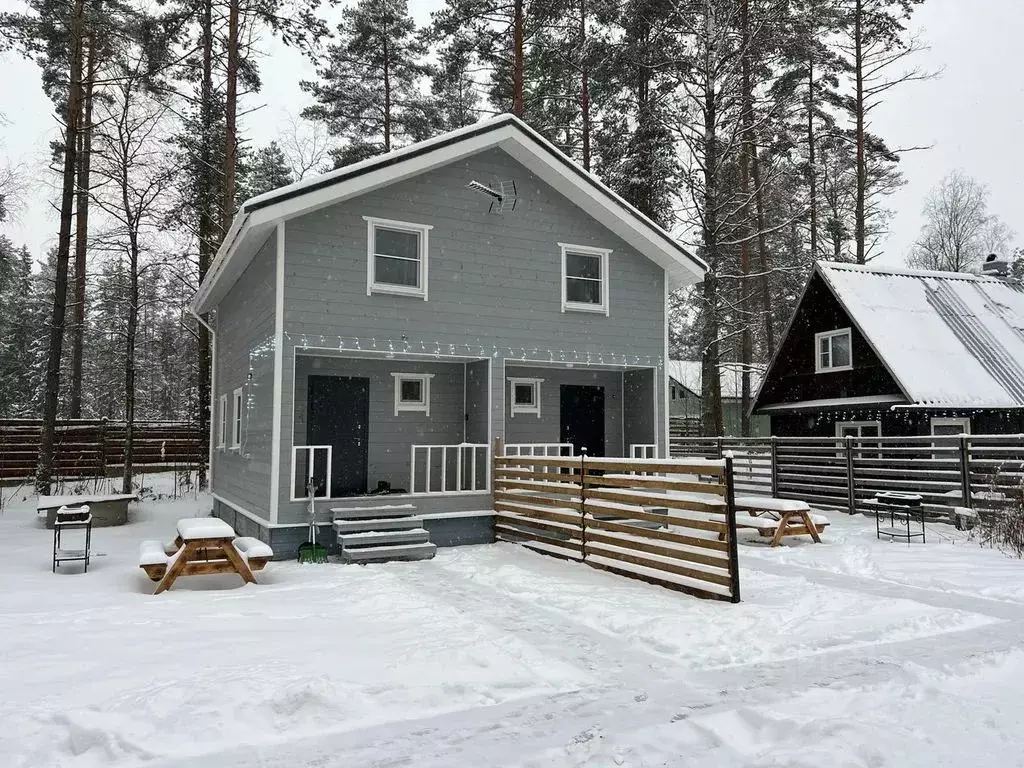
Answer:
[1, 0, 1020, 266]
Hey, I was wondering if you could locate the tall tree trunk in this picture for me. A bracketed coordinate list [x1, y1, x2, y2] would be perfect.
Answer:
[807, 55, 818, 259]
[853, 0, 866, 264]
[699, 16, 723, 439]
[196, 0, 214, 490]
[738, 0, 752, 437]
[69, 46, 96, 420]
[578, 0, 591, 171]
[122, 240, 138, 495]
[751, 141, 774, 355]
[382, 33, 392, 152]
[222, 0, 239, 231]
[512, 0, 525, 117]
[36, 0, 86, 494]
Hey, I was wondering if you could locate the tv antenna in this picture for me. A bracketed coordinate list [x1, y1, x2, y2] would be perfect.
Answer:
[466, 179, 518, 214]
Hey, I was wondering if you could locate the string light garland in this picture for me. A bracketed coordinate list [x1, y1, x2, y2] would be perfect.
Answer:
[281, 332, 666, 368]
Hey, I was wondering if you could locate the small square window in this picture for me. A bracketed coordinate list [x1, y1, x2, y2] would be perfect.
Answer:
[392, 373, 433, 415]
[560, 243, 610, 314]
[815, 328, 853, 372]
[508, 378, 542, 417]
[365, 217, 432, 299]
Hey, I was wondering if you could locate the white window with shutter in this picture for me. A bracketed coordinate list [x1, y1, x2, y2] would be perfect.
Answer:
[815, 328, 852, 372]
[364, 216, 432, 299]
[559, 243, 610, 315]
[231, 387, 243, 448]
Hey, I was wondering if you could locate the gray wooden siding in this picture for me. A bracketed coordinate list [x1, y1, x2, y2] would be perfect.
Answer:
[212, 232, 276, 520]
[503, 364, 624, 455]
[465, 359, 489, 443]
[624, 369, 656, 452]
[291, 355, 466, 496]
[267, 146, 666, 516]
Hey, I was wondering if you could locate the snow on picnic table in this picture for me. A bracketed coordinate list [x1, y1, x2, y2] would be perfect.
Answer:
[1, 484, 1024, 767]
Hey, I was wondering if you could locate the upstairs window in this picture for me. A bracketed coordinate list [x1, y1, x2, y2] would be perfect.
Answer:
[364, 216, 432, 299]
[508, 377, 543, 418]
[392, 373, 433, 416]
[560, 243, 610, 315]
[815, 328, 852, 372]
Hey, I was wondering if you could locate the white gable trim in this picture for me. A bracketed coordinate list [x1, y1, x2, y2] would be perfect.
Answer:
[193, 115, 704, 314]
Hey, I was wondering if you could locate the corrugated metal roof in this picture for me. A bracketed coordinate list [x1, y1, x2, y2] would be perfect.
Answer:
[818, 261, 1024, 408]
[668, 360, 764, 400]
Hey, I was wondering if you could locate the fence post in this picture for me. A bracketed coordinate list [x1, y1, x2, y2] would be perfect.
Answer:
[724, 452, 741, 603]
[717, 437, 724, 459]
[770, 436, 779, 498]
[579, 448, 587, 561]
[845, 435, 856, 515]
[97, 417, 108, 479]
[959, 434, 972, 508]
[491, 437, 502, 542]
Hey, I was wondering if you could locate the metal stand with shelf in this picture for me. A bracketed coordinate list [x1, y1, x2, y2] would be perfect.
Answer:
[869, 492, 925, 543]
[53, 505, 93, 573]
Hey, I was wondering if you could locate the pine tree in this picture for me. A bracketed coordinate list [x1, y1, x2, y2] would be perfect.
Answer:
[302, 0, 431, 166]
[238, 141, 294, 202]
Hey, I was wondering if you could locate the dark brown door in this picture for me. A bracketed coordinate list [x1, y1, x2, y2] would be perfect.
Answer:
[560, 385, 605, 457]
[307, 375, 369, 496]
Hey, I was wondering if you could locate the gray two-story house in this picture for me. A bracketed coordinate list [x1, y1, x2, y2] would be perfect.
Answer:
[192, 114, 706, 557]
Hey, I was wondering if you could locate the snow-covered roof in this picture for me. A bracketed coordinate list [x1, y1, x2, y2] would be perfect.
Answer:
[817, 261, 1024, 408]
[193, 114, 705, 313]
[668, 360, 764, 400]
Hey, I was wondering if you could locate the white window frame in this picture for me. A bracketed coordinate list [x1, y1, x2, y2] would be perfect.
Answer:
[392, 372, 434, 416]
[231, 387, 243, 449]
[559, 243, 610, 315]
[835, 420, 881, 438]
[364, 216, 432, 300]
[815, 328, 853, 373]
[930, 417, 970, 436]
[217, 394, 227, 449]
[508, 377, 543, 418]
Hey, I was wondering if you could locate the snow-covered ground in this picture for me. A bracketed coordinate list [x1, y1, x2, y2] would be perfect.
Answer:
[2, 481, 1024, 767]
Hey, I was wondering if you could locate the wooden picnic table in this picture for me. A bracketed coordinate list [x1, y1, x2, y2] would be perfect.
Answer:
[140, 518, 272, 595]
[733, 496, 826, 547]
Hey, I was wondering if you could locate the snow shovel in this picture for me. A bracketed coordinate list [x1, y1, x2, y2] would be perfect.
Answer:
[297, 479, 329, 564]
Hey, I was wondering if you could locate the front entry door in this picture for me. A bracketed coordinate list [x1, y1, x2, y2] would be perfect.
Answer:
[560, 385, 605, 457]
[307, 375, 369, 496]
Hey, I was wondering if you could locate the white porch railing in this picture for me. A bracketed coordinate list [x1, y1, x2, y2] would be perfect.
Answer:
[630, 443, 657, 459]
[291, 445, 332, 500]
[503, 442, 575, 457]
[410, 443, 490, 494]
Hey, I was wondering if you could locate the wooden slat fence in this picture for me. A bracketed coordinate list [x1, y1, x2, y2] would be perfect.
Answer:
[670, 434, 1024, 520]
[0, 419, 205, 482]
[492, 443, 741, 602]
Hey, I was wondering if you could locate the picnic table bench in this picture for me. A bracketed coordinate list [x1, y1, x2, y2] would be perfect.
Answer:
[139, 518, 273, 594]
[730, 496, 828, 547]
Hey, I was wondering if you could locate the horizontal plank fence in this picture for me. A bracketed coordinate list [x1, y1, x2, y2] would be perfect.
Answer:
[492, 441, 741, 602]
[0, 419, 205, 482]
[670, 434, 1024, 520]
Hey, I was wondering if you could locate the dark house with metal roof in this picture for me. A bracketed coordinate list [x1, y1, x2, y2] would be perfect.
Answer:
[753, 261, 1024, 438]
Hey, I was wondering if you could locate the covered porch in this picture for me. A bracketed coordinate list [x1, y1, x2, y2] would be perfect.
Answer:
[503, 363, 659, 460]
[285, 352, 491, 521]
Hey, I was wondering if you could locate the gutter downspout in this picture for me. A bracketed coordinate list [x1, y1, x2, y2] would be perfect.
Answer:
[189, 306, 217, 489]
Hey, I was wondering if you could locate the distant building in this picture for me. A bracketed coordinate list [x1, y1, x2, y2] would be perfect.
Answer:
[668, 360, 769, 437]
[753, 261, 1024, 437]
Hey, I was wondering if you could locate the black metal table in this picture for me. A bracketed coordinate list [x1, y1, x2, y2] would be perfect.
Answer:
[53, 505, 93, 573]
[868, 492, 925, 543]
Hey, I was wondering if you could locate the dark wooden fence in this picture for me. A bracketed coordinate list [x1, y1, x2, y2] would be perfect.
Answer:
[0, 419, 205, 482]
[670, 434, 1024, 519]
[492, 444, 741, 602]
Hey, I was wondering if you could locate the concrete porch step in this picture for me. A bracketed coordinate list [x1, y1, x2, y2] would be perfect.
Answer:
[337, 528, 430, 548]
[329, 503, 418, 520]
[340, 541, 437, 563]
[333, 516, 424, 534]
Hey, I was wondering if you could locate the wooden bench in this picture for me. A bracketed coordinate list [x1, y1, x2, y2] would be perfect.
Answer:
[139, 518, 273, 594]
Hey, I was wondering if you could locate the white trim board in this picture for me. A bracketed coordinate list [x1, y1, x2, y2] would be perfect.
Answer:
[212, 493, 272, 528]
[269, 221, 285, 524]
